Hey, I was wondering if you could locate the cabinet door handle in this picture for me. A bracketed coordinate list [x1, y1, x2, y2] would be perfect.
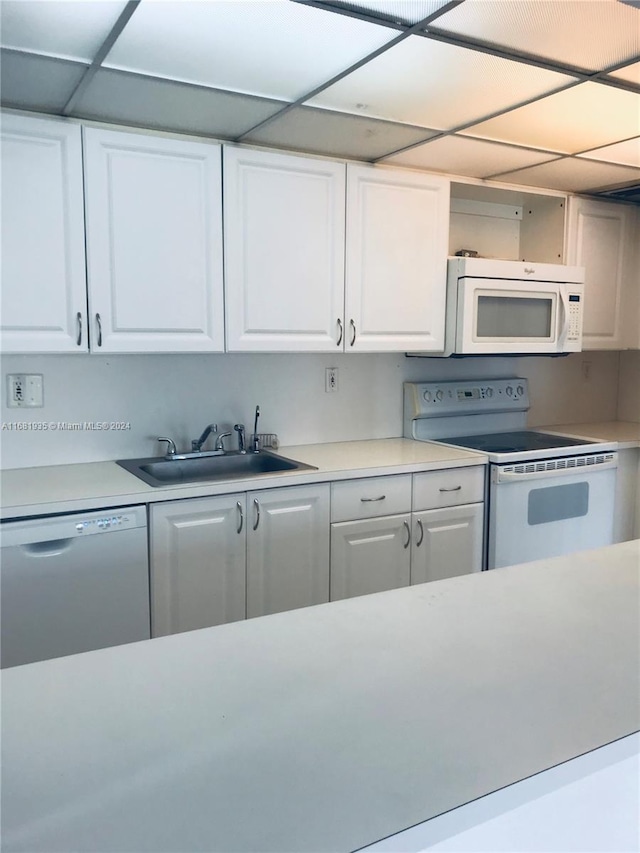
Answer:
[350, 319, 356, 347]
[403, 520, 411, 549]
[76, 312, 83, 346]
[415, 518, 424, 548]
[95, 313, 103, 347]
[336, 318, 343, 347]
[439, 485, 462, 492]
[361, 495, 386, 502]
[236, 501, 243, 534]
[253, 498, 260, 531]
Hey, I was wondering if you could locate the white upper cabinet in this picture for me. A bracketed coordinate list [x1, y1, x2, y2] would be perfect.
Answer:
[1, 113, 87, 353]
[346, 165, 450, 352]
[83, 127, 224, 353]
[223, 146, 346, 352]
[566, 197, 636, 350]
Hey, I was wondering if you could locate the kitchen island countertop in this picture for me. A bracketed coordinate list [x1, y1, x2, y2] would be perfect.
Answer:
[2, 540, 639, 853]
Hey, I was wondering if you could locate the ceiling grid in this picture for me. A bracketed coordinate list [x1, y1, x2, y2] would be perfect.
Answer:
[1, 0, 638, 200]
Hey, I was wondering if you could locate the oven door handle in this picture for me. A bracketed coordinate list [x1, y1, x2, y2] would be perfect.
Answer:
[493, 456, 617, 484]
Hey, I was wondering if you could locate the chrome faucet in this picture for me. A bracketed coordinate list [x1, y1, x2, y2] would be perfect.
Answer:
[234, 424, 246, 454]
[214, 431, 232, 452]
[191, 423, 218, 453]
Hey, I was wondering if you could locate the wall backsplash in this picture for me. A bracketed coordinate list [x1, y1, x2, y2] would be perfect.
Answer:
[618, 351, 640, 423]
[0, 350, 621, 470]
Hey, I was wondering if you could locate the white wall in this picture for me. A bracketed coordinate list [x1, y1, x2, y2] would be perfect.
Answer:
[617, 351, 640, 423]
[0, 350, 620, 469]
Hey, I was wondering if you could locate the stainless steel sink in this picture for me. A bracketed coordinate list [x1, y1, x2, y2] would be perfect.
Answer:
[117, 450, 316, 488]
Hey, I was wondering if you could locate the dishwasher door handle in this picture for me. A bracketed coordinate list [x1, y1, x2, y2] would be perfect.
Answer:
[20, 539, 75, 557]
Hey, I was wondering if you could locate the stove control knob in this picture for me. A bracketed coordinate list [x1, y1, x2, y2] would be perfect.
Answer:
[506, 385, 514, 397]
[485, 387, 493, 398]
[423, 390, 433, 403]
[435, 390, 444, 402]
[516, 384, 524, 397]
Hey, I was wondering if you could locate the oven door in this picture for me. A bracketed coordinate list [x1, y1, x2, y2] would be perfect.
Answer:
[487, 456, 617, 570]
[456, 279, 567, 355]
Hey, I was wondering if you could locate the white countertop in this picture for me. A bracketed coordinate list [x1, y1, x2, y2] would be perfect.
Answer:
[0, 438, 485, 518]
[2, 540, 639, 853]
[366, 733, 640, 852]
[537, 420, 640, 449]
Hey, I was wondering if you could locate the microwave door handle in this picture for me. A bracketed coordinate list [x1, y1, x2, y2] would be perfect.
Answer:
[558, 288, 570, 351]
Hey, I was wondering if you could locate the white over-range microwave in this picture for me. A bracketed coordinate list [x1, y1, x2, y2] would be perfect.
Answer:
[438, 257, 586, 356]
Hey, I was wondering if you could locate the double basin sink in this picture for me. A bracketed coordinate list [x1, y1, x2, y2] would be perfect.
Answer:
[117, 450, 316, 488]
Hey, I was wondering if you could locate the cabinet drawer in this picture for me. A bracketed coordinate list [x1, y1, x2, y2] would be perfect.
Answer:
[331, 475, 411, 522]
[412, 466, 485, 511]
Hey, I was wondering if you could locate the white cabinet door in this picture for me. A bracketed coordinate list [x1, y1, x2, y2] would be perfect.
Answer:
[345, 164, 449, 352]
[1, 113, 87, 353]
[566, 197, 635, 350]
[330, 514, 412, 601]
[247, 484, 330, 618]
[224, 147, 345, 352]
[150, 495, 246, 637]
[411, 504, 483, 585]
[84, 127, 224, 353]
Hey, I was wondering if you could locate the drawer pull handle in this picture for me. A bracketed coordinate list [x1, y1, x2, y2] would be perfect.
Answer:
[350, 319, 356, 347]
[415, 518, 424, 547]
[76, 312, 82, 346]
[439, 485, 462, 492]
[403, 520, 411, 549]
[236, 501, 243, 534]
[95, 312, 103, 347]
[361, 495, 386, 502]
[336, 318, 343, 347]
[253, 498, 260, 531]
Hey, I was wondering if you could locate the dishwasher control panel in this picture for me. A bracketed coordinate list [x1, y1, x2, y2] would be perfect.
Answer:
[1, 505, 147, 547]
[75, 514, 137, 533]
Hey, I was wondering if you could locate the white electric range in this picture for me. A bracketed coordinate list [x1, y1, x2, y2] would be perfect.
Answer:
[404, 379, 618, 569]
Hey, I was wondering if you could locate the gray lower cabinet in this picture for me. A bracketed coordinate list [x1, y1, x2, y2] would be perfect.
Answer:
[411, 504, 484, 584]
[150, 493, 246, 637]
[330, 468, 485, 602]
[330, 514, 411, 601]
[150, 483, 330, 637]
[247, 484, 330, 619]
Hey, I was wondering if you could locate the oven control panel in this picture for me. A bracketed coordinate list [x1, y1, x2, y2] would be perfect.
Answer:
[404, 378, 530, 441]
[406, 378, 529, 417]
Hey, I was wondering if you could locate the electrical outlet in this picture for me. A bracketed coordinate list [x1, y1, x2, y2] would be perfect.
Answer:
[325, 367, 339, 393]
[7, 374, 44, 408]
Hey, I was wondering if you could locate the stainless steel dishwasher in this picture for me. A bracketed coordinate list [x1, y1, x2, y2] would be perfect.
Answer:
[1, 506, 150, 668]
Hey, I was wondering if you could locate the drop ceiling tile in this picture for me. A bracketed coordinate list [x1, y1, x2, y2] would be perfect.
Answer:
[384, 134, 556, 177]
[466, 82, 640, 153]
[243, 105, 436, 159]
[495, 157, 640, 193]
[328, 0, 455, 26]
[431, 0, 640, 73]
[0, 49, 88, 112]
[608, 61, 640, 87]
[0, 1, 128, 63]
[72, 69, 285, 139]
[307, 36, 574, 129]
[103, 0, 397, 102]
[579, 137, 640, 168]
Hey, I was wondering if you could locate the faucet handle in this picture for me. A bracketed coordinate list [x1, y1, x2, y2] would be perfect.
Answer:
[157, 437, 177, 458]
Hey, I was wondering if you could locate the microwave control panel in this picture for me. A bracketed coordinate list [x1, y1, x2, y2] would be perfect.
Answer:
[567, 293, 582, 342]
